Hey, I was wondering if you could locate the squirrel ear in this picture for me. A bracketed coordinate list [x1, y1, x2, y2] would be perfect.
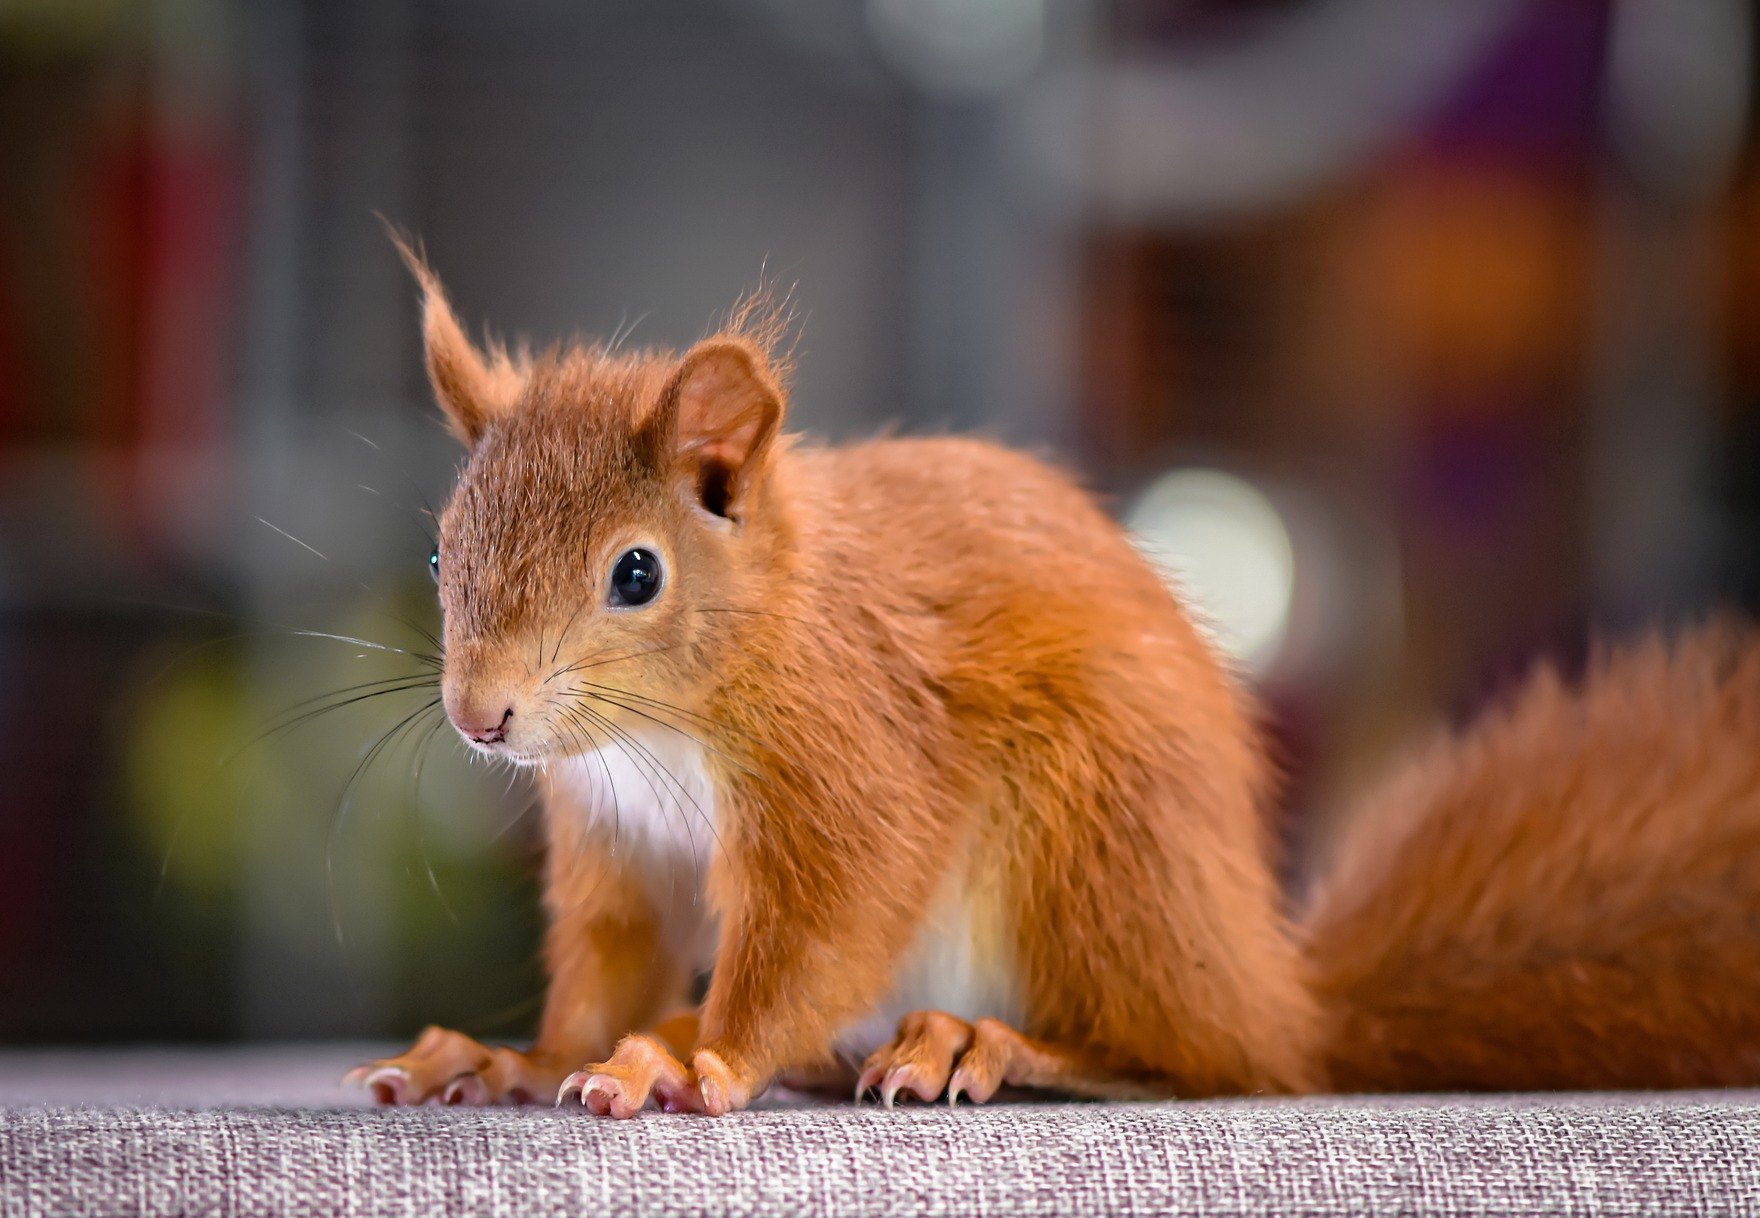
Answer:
[649, 337, 784, 519]
[392, 235, 523, 445]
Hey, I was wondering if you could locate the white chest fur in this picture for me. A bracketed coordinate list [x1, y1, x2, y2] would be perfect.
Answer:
[549, 731, 1021, 1051]
[547, 725, 721, 963]
[550, 726, 720, 867]
[835, 878, 1024, 1059]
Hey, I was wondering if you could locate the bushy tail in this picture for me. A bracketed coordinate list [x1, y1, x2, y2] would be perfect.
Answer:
[1302, 620, 1760, 1091]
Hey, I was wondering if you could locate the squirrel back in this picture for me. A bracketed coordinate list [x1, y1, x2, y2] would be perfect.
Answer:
[1305, 620, 1760, 1091]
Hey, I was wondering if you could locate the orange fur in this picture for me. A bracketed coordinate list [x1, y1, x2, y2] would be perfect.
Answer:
[352, 248, 1760, 1112]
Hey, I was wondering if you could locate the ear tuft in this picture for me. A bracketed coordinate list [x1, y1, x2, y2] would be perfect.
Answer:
[651, 337, 785, 520]
[388, 228, 525, 445]
[721, 280, 799, 388]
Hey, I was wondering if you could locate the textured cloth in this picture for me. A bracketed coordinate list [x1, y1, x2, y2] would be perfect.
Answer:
[3, 1052, 1760, 1217]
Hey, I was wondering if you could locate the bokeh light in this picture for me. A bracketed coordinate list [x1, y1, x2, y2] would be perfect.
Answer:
[1125, 468, 1296, 677]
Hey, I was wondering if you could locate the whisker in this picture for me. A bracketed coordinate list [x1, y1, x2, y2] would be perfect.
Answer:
[254, 508, 444, 657]
[380, 609, 443, 656]
[410, 711, 448, 805]
[543, 640, 688, 686]
[225, 676, 442, 763]
[484, 788, 544, 847]
[254, 516, 330, 562]
[564, 679, 770, 754]
[136, 630, 261, 697]
[532, 708, 629, 928]
[408, 712, 459, 926]
[422, 853, 460, 926]
[557, 704, 678, 908]
[570, 707, 624, 864]
[549, 527, 596, 668]
[346, 426, 442, 530]
[578, 640, 695, 678]
[326, 698, 445, 945]
[123, 601, 444, 667]
[261, 672, 442, 724]
[531, 714, 626, 926]
[566, 704, 690, 909]
[287, 629, 442, 667]
[572, 701, 727, 872]
[563, 684, 761, 782]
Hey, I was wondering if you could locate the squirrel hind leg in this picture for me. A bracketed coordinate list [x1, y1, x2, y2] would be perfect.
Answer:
[857, 1010, 1170, 1107]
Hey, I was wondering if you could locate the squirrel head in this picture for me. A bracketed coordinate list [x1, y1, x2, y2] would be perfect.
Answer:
[401, 244, 791, 762]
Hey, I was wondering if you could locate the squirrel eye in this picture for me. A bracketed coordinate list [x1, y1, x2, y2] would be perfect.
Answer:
[609, 548, 662, 607]
[428, 546, 440, 585]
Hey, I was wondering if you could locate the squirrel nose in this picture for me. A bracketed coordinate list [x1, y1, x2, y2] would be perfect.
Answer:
[453, 705, 514, 745]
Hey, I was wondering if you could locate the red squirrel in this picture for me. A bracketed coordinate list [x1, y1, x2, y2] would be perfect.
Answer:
[348, 248, 1760, 1115]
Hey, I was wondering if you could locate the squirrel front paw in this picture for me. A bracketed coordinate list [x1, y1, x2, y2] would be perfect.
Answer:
[558, 1033, 699, 1117]
[344, 1026, 566, 1106]
[688, 1047, 754, 1116]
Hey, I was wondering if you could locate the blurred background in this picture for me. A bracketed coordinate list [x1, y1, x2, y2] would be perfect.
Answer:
[1, 0, 1755, 1047]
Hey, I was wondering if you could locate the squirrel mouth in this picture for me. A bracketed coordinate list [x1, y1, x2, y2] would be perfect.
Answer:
[468, 741, 543, 767]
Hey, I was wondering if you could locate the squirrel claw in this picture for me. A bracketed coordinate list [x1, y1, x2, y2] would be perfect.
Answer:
[880, 1063, 942, 1107]
[853, 1062, 885, 1105]
[565, 1071, 644, 1119]
[356, 1066, 412, 1106]
[348, 1027, 563, 1106]
[689, 1048, 749, 1117]
[561, 1034, 703, 1119]
[441, 1074, 490, 1106]
[860, 1012, 1057, 1108]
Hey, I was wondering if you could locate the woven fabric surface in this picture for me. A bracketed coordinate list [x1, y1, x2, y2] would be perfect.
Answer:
[5, 1093, 1760, 1218]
